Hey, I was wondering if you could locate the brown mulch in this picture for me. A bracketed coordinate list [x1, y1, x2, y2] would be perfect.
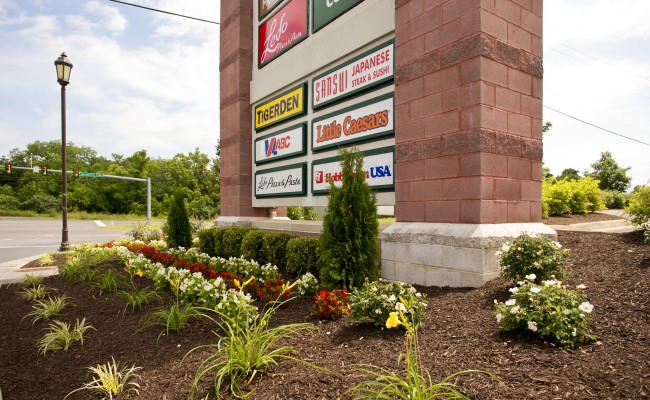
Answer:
[542, 212, 624, 226]
[1, 230, 649, 400]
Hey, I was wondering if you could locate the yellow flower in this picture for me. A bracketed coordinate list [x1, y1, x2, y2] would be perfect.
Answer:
[386, 312, 403, 329]
[233, 278, 241, 288]
[135, 270, 143, 277]
[282, 281, 298, 292]
[168, 278, 176, 288]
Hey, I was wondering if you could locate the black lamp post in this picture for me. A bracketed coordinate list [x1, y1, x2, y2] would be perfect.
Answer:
[55, 52, 73, 252]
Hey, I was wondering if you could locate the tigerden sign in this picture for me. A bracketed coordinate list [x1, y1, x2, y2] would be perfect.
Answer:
[312, 39, 394, 109]
[255, 83, 307, 131]
[255, 163, 307, 198]
[255, 124, 307, 164]
[258, 0, 309, 67]
[312, 147, 395, 193]
[312, 92, 394, 151]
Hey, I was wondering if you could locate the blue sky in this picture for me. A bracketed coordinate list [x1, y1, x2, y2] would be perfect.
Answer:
[0, 0, 648, 188]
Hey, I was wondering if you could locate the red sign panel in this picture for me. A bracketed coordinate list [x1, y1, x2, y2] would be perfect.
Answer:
[258, 0, 308, 68]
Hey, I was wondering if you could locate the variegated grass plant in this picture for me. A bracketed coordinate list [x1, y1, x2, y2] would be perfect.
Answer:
[25, 294, 72, 324]
[64, 357, 141, 400]
[37, 318, 94, 355]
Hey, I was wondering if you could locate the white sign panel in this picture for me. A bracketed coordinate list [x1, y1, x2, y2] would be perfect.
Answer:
[255, 164, 306, 197]
[313, 40, 394, 108]
[255, 124, 306, 164]
[312, 148, 394, 193]
[312, 93, 394, 152]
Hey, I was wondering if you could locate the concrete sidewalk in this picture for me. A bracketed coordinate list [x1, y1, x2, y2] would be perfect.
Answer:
[0, 255, 58, 285]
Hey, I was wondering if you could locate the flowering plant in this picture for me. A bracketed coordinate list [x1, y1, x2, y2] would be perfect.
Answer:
[254, 278, 297, 303]
[214, 289, 258, 330]
[494, 278, 596, 349]
[349, 279, 427, 328]
[312, 289, 349, 320]
[497, 232, 570, 284]
[296, 272, 318, 295]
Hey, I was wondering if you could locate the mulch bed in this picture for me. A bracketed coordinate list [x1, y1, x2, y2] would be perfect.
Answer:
[542, 212, 623, 226]
[1, 230, 648, 400]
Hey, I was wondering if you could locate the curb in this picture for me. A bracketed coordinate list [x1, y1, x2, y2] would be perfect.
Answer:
[0, 254, 59, 285]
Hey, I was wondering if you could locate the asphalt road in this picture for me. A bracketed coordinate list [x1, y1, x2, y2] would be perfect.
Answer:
[0, 217, 152, 263]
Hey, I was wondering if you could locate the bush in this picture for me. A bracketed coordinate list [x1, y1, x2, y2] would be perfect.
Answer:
[166, 189, 192, 249]
[197, 228, 218, 257]
[626, 185, 650, 229]
[287, 206, 319, 220]
[600, 190, 627, 209]
[0, 194, 21, 210]
[285, 236, 319, 276]
[313, 289, 349, 320]
[497, 232, 570, 284]
[542, 177, 605, 217]
[221, 226, 256, 259]
[318, 148, 380, 289]
[349, 279, 427, 328]
[494, 278, 596, 349]
[241, 230, 267, 265]
[262, 232, 294, 270]
[21, 194, 59, 214]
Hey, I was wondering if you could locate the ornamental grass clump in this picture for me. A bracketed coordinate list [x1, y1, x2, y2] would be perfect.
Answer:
[19, 284, 49, 301]
[494, 277, 596, 349]
[37, 318, 94, 355]
[25, 294, 73, 324]
[347, 301, 501, 399]
[349, 279, 427, 328]
[497, 232, 570, 284]
[65, 357, 141, 400]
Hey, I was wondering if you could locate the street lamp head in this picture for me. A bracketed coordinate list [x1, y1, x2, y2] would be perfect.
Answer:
[54, 52, 73, 86]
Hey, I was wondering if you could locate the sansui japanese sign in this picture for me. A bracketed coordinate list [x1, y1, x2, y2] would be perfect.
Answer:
[312, 147, 394, 194]
[258, 0, 309, 68]
[312, 0, 364, 32]
[255, 83, 307, 131]
[255, 163, 307, 198]
[312, 92, 394, 151]
[312, 40, 394, 109]
[255, 124, 307, 164]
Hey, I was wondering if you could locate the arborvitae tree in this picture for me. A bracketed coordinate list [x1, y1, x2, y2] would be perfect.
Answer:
[318, 147, 380, 289]
[166, 189, 192, 249]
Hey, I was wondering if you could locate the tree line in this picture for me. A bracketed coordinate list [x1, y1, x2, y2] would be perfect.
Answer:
[0, 140, 220, 218]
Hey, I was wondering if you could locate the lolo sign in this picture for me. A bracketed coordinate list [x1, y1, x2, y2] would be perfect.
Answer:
[312, 147, 394, 194]
[313, 40, 394, 109]
[312, 0, 364, 32]
[255, 124, 307, 164]
[312, 92, 394, 151]
[258, 0, 309, 67]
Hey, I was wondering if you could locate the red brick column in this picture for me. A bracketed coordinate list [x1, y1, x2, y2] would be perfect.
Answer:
[219, 2, 266, 218]
[394, 0, 543, 224]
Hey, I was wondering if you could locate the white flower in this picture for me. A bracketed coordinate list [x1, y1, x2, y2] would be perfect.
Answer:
[374, 308, 382, 315]
[525, 273, 536, 281]
[527, 320, 538, 332]
[501, 243, 511, 252]
[536, 249, 543, 256]
[496, 313, 503, 323]
[553, 241, 562, 249]
[530, 287, 541, 293]
[395, 302, 406, 312]
[578, 302, 594, 313]
[572, 328, 577, 337]
[505, 299, 516, 306]
[543, 280, 556, 287]
[510, 305, 521, 314]
[388, 295, 397, 302]
[509, 287, 519, 294]
[525, 231, 538, 238]
[576, 284, 586, 290]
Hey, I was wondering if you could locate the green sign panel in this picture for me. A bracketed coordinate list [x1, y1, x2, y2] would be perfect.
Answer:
[80, 172, 104, 177]
[312, 0, 363, 32]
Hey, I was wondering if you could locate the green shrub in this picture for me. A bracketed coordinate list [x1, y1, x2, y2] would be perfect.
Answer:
[166, 189, 192, 249]
[21, 194, 60, 214]
[287, 206, 319, 220]
[600, 190, 627, 209]
[318, 148, 380, 289]
[494, 279, 596, 349]
[197, 227, 218, 257]
[212, 227, 227, 257]
[542, 177, 605, 217]
[349, 279, 427, 328]
[626, 185, 650, 230]
[221, 226, 256, 259]
[497, 232, 570, 284]
[285, 236, 319, 276]
[262, 231, 294, 270]
[0, 194, 20, 210]
[241, 229, 267, 264]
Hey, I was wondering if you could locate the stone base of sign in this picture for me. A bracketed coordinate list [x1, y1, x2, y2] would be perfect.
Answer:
[380, 222, 557, 288]
[214, 216, 324, 237]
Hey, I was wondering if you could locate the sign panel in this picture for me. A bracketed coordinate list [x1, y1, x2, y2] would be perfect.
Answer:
[312, 0, 364, 32]
[258, 0, 309, 68]
[259, 0, 283, 20]
[255, 163, 307, 198]
[255, 124, 307, 164]
[312, 92, 394, 151]
[312, 147, 394, 193]
[312, 40, 394, 109]
[255, 83, 307, 131]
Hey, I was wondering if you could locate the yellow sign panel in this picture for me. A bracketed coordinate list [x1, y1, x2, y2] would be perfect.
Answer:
[255, 84, 306, 131]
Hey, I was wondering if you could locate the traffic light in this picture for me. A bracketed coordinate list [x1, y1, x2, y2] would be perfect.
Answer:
[73, 168, 79, 177]
[4, 164, 9, 174]
[40, 165, 47, 176]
